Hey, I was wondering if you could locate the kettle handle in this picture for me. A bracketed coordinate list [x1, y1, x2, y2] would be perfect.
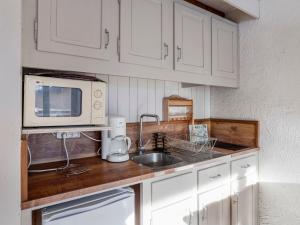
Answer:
[125, 137, 132, 150]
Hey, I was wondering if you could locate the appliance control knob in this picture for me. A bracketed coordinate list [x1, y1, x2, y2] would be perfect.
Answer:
[93, 101, 102, 110]
[94, 89, 103, 98]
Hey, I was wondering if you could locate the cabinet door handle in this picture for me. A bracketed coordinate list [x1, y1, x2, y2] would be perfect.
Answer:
[202, 206, 207, 221]
[241, 164, 251, 169]
[177, 46, 182, 61]
[232, 193, 239, 204]
[164, 43, 169, 59]
[188, 209, 192, 225]
[105, 29, 110, 49]
[209, 174, 221, 179]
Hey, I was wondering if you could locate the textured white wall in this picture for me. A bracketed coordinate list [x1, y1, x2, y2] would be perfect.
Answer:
[0, 0, 22, 225]
[211, 0, 300, 224]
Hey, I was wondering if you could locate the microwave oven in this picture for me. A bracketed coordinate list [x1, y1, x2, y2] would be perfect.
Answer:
[23, 75, 106, 127]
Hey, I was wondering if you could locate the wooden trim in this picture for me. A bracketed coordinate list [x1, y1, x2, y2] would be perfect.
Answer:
[204, 118, 260, 148]
[21, 140, 28, 202]
[184, 0, 226, 17]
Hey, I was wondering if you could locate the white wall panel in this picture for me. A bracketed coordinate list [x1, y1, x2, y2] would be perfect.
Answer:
[165, 81, 179, 97]
[155, 80, 165, 120]
[137, 78, 148, 118]
[101, 74, 210, 122]
[147, 79, 156, 121]
[108, 76, 118, 115]
[0, 1, 22, 225]
[129, 77, 138, 122]
[117, 76, 130, 120]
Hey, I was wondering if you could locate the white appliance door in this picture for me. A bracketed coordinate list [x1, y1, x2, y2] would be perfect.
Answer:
[42, 189, 135, 225]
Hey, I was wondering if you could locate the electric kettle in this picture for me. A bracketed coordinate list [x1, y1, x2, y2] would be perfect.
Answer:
[107, 135, 132, 162]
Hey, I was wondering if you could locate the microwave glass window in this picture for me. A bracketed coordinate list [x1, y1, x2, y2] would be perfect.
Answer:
[35, 85, 82, 117]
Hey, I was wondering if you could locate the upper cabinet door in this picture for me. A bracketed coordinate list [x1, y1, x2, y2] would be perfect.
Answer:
[120, 0, 172, 68]
[174, 3, 211, 75]
[37, 0, 113, 60]
[212, 17, 238, 79]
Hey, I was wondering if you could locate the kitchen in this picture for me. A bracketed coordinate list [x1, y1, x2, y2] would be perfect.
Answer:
[1, 0, 299, 225]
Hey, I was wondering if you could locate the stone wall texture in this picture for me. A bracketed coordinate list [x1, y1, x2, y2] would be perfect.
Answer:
[211, 0, 300, 224]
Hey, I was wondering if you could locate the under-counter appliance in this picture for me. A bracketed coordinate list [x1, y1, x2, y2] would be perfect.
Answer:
[23, 75, 106, 127]
[41, 188, 135, 225]
[102, 116, 131, 162]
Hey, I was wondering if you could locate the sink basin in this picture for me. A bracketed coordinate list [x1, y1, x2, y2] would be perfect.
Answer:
[131, 152, 181, 168]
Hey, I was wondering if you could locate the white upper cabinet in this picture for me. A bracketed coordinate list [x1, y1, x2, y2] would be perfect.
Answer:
[120, 0, 172, 68]
[212, 17, 238, 79]
[174, 3, 211, 75]
[37, 0, 113, 60]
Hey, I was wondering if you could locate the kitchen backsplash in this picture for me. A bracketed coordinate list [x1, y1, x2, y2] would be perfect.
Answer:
[25, 70, 211, 164]
[95, 74, 210, 122]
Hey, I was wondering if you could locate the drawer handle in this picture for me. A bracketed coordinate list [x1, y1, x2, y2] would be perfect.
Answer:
[177, 45, 182, 61]
[164, 43, 169, 59]
[209, 174, 221, 179]
[241, 164, 251, 169]
[105, 28, 110, 49]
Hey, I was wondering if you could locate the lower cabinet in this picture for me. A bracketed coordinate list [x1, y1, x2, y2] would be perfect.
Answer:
[198, 186, 230, 225]
[151, 197, 196, 225]
[231, 154, 258, 225]
[141, 153, 258, 225]
[231, 175, 258, 225]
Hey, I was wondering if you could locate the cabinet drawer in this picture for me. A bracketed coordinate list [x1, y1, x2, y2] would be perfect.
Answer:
[151, 172, 194, 210]
[197, 163, 230, 193]
[231, 155, 257, 179]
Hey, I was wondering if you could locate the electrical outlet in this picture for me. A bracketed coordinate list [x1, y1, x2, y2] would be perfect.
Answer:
[56, 132, 81, 139]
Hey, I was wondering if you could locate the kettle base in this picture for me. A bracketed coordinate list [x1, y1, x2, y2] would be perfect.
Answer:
[107, 154, 130, 163]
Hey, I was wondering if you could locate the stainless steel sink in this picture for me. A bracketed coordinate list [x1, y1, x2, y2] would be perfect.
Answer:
[131, 152, 182, 168]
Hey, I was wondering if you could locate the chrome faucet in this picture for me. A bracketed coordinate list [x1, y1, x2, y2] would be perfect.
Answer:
[138, 114, 160, 154]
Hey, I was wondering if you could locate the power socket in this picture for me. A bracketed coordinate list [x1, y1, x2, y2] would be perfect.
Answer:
[56, 132, 81, 139]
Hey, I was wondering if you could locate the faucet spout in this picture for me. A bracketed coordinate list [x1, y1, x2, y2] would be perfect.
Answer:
[138, 114, 160, 154]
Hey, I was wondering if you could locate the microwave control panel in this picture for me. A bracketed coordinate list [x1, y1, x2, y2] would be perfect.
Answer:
[91, 82, 106, 125]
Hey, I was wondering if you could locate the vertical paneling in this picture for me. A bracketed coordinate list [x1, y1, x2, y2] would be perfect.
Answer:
[192, 86, 207, 119]
[117, 76, 130, 120]
[204, 86, 211, 118]
[165, 81, 179, 97]
[179, 84, 192, 99]
[137, 79, 148, 118]
[147, 80, 156, 121]
[101, 74, 210, 122]
[108, 76, 118, 115]
[129, 77, 138, 122]
[155, 80, 165, 120]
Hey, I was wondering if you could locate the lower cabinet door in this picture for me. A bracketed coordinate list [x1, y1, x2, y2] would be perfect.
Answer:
[198, 185, 230, 225]
[231, 175, 258, 225]
[151, 197, 196, 225]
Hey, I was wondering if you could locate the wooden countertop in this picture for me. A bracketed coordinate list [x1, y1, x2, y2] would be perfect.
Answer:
[22, 147, 259, 210]
[22, 157, 154, 209]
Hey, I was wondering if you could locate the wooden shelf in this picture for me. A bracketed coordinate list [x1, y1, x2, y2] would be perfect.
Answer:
[22, 125, 111, 135]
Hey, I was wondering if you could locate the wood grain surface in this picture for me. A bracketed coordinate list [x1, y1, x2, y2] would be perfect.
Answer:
[22, 157, 153, 209]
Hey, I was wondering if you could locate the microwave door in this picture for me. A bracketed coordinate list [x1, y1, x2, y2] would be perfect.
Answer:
[35, 86, 82, 118]
[23, 76, 92, 127]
